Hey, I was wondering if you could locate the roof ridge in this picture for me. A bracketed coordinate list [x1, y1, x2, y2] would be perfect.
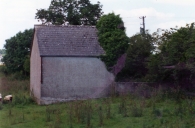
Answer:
[34, 24, 96, 28]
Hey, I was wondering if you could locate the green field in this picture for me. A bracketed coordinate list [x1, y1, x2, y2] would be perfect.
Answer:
[1, 74, 195, 128]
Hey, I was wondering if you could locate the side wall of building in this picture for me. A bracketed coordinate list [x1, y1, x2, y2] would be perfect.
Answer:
[30, 29, 41, 104]
[41, 57, 114, 104]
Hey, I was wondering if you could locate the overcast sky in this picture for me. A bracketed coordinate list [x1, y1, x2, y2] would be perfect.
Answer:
[0, 0, 195, 49]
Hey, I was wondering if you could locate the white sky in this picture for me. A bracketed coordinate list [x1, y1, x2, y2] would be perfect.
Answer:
[0, 0, 195, 49]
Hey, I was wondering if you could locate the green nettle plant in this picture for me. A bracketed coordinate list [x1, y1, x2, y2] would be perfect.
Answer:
[98, 106, 103, 126]
[105, 98, 111, 119]
[46, 106, 52, 122]
[86, 101, 92, 128]
[118, 95, 128, 117]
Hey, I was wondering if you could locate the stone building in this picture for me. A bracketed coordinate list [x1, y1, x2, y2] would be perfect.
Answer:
[30, 25, 114, 104]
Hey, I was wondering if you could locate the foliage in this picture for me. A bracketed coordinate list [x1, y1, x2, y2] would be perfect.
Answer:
[157, 23, 195, 66]
[127, 33, 154, 78]
[117, 33, 154, 80]
[35, 0, 103, 25]
[145, 53, 164, 82]
[23, 56, 30, 75]
[2, 29, 33, 76]
[147, 23, 195, 86]
[96, 13, 129, 68]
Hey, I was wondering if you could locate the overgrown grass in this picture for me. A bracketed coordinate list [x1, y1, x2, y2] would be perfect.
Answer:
[0, 72, 33, 106]
[1, 71, 195, 127]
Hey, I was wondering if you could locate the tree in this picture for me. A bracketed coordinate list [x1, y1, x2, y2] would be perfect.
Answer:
[96, 13, 129, 68]
[147, 23, 195, 87]
[159, 24, 195, 66]
[35, 0, 103, 25]
[2, 29, 33, 75]
[124, 33, 154, 78]
[145, 53, 165, 82]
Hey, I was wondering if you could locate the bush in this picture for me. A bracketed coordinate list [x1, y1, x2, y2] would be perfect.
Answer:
[8, 72, 29, 81]
[0, 65, 9, 75]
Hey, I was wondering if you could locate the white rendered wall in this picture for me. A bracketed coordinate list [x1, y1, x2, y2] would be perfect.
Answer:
[41, 57, 114, 103]
[30, 31, 41, 104]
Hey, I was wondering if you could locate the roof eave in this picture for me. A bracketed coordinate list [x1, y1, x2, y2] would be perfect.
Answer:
[40, 55, 103, 57]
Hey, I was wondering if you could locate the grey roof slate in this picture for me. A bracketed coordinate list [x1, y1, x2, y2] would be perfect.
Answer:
[36, 25, 105, 57]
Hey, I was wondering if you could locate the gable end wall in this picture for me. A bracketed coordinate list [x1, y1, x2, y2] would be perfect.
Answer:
[30, 29, 41, 104]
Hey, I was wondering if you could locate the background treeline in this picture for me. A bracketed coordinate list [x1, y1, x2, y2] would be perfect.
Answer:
[96, 12, 195, 90]
[1, 29, 33, 79]
[1, 0, 195, 88]
[117, 23, 195, 90]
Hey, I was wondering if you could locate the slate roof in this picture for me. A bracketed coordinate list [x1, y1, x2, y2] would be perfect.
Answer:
[35, 25, 105, 57]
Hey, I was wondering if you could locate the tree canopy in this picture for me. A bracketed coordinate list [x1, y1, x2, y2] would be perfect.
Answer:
[158, 23, 195, 66]
[125, 33, 154, 78]
[35, 0, 103, 25]
[146, 23, 195, 87]
[2, 29, 33, 75]
[96, 13, 129, 68]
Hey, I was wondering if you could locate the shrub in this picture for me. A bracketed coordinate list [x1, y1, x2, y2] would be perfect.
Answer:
[0, 65, 8, 75]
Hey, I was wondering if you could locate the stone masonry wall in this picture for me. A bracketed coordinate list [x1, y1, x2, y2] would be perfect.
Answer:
[115, 82, 157, 98]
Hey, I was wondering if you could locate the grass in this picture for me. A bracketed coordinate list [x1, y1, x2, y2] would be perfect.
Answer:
[1, 71, 195, 127]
